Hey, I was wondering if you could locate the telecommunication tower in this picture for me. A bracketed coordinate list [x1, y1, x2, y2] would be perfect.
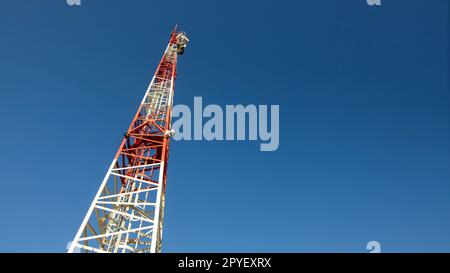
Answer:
[68, 28, 189, 253]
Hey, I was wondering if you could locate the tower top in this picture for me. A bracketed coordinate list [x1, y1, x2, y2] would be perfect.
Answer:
[172, 27, 189, 55]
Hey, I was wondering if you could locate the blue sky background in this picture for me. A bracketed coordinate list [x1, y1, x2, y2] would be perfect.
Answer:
[0, 0, 448, 252]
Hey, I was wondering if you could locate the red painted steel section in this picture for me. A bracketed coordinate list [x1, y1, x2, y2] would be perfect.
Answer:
[112, 30, 180, 195]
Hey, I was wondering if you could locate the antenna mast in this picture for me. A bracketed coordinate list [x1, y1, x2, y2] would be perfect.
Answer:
[68, 29, 189, 253]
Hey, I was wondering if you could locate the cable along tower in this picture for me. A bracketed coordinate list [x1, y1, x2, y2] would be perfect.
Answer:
[68, 29, 189, 253]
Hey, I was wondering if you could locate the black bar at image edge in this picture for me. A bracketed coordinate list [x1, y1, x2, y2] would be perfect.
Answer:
[0, 253, 447, 271]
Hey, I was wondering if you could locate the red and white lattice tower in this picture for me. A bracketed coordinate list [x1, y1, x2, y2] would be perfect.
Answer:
[68, 28, 189, 253]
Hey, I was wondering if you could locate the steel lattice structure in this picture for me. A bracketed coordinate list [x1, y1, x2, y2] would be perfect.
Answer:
[68, 29, 189, 253]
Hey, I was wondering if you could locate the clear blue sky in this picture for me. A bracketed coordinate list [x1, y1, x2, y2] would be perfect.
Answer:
[0, 0, 448, 252]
